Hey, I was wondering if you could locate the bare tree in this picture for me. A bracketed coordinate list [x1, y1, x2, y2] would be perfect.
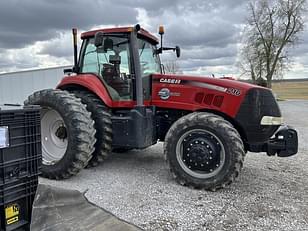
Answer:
[239, 42, 265, 83]
[164, 60, 183, 74]
[240, 0, 306, 88]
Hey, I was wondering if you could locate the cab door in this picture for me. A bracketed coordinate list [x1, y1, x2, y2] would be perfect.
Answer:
[138, 39, 161, 101]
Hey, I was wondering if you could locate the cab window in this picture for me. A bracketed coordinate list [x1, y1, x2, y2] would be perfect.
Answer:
[80, 35, 132, 101]
[138, 39, 161, 76]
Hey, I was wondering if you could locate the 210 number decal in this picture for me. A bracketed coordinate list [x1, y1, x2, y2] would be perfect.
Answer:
[227, 88, 241, 96]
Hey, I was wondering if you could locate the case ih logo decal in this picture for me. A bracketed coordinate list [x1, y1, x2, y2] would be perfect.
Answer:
[160, 78, 181, 84]
[158, 88, 171, 100]
[158, 88, 181, 100]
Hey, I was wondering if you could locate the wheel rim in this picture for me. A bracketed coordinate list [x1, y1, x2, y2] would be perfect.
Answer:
[176, 129, 225, 179]
[41, 108, 68, 165]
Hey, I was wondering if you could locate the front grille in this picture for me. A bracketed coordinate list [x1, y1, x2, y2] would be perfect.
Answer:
[235, 88, 281, 143]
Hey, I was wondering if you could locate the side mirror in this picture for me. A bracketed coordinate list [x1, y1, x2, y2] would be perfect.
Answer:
[94, 32, 104, 47]
[103, 37, 113, 51]
[175, 46, 181, 58]
[135, 24, 141, 32]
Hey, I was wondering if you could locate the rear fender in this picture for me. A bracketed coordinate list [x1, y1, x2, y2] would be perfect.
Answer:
[57, 74, 113, 107]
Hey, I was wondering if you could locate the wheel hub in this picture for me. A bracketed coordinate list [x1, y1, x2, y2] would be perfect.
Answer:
[182, 134, 221, 172]
[55, 126, 67, 140]
[176, 129, 225, 179]
[186, 143, 210, 163]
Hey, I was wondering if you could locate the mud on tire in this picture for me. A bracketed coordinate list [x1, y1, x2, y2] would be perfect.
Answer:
[25, 89, 96, 179]
[71, 90, 112, 167]
[164, 112, 245, 191]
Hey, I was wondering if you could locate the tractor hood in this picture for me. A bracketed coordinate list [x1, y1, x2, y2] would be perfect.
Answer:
[151, 73, 276, 119]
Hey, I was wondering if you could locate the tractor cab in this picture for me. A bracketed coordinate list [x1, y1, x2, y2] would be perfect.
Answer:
[79, 28, 162, 101]
[63, 25, 180, 106]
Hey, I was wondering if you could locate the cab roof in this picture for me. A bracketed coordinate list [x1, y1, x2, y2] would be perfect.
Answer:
[81, 27, 159, 45]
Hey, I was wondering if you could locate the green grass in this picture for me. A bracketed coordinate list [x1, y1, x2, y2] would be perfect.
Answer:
[272, 81, 308, 100]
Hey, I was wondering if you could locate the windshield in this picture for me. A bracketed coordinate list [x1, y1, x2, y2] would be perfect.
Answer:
[138, 39, 161, 76]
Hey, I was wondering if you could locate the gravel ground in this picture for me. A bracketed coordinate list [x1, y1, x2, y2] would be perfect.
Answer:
[40, 100, 308, 231]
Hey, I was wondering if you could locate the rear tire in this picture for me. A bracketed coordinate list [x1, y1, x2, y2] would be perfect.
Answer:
[71, 90, 112, 167]
[164, 112, 245, 191]
[25, 89, 96, 179]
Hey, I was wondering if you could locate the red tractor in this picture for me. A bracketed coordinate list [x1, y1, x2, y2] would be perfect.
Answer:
[25, 25, 298, 190]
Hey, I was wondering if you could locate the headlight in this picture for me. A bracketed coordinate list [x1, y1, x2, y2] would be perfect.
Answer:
[260, 116, 284, 125]
[0, 126, 9, 149]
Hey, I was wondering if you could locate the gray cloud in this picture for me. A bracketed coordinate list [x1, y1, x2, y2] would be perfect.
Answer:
[181, 44, 238, 60]
[165, 20, 239, 48]
[179, 57, 235, 69]
[289, 27, 308, 57]
[0, 50, 39, 70]
[0, 0, 138, 49]
[38, 32, 74, 58]
[119, 0, 247, 15]
[0, 0, 307, 78]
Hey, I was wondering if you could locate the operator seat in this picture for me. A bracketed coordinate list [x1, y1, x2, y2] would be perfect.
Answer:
[101, 64, 120, 100]
[102, 64, 129, 98]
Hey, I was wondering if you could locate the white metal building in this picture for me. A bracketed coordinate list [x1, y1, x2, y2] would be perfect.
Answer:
[0, 66, 71, 105]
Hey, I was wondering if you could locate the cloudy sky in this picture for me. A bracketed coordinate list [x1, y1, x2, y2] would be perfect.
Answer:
[0, 0, 307, 79]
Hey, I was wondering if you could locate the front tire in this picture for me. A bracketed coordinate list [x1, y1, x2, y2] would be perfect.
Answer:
[25, 89, 96, 179]
[164, 112, 245, 191]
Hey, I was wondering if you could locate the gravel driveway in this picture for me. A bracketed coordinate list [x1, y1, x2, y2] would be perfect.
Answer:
[40, 100, 308, 231]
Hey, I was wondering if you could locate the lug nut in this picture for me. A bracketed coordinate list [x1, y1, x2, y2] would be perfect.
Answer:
[206, 162, 209, 165]
[201, 142, 204, 144]
[210, 169, 213, 172]
[209, 151, 212, 154]
[206, 145, 210, 148]
[209, 156, 212, 160]
[195, 141, 199, 144]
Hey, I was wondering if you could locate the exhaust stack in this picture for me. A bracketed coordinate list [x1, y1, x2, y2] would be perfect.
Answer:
[72, 28, 78, 72]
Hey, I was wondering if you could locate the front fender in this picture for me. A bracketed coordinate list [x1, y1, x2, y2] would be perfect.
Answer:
[57, 74, 113, 107]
